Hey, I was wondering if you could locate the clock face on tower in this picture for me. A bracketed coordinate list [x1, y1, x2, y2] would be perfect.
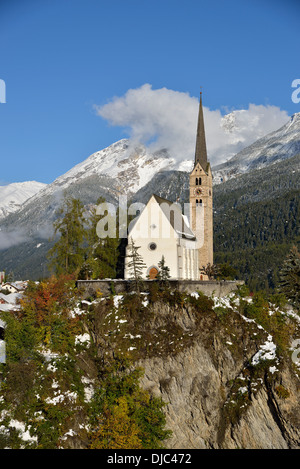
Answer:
[194, 188, 202, 196]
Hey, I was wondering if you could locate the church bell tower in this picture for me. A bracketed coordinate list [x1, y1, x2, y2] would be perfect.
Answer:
[189, 92, 213, 278]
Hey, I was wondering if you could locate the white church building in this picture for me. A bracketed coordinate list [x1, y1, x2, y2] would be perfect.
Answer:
[124, 93, 213, 281]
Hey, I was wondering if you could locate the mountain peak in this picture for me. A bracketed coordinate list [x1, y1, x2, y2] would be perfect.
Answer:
[290, 112, 300, 124]
[0, 181, 46, 220]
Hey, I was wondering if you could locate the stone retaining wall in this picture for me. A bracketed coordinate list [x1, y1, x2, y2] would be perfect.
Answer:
[76, 279, 244, 298]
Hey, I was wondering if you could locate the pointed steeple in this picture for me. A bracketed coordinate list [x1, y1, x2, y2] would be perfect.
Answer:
[194, 91, 208, 170]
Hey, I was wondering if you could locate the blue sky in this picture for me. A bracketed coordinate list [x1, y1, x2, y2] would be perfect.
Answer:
[0, 0, 299, 184]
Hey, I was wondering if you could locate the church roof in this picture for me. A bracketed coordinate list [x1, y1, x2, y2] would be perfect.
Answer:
[194, 92, 208, 170]
[127, 193, 196, 241]
[152, 194, 196, 240]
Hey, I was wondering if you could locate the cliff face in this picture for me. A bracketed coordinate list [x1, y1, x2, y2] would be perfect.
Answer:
[134, 296, 300, 449]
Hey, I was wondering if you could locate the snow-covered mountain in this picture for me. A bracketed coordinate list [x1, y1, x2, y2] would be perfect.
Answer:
[41, 139, 177, 198]
[0, 181, 46, 220]
[0, 140, 179, 236]
[213, 112, 300, 184]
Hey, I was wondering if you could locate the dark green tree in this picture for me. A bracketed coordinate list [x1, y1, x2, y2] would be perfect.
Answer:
[157, 255, 171, 287]
[79, 197, 120, 280]
[217, 262, 237, 280]
[48, 196, 86, 275]
[278, 245, 300, 310]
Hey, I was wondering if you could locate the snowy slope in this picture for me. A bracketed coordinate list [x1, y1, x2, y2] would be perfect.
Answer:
[0, 181, 46, 220]
[0, 140, 178, 241]
[27, 139, 176, 204]
[213, 112, 300, 183]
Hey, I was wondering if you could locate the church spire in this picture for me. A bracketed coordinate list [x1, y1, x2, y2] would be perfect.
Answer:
[194, 91, 208, 169]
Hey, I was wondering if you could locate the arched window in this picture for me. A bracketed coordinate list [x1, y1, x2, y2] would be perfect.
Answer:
[195, 177, 198, 185]
[199, 177, 202, 185]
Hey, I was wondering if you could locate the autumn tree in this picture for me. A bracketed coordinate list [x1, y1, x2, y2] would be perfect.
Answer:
[88, 362, 171, 449]
[89, 397, 143, 449]
[19, 274, 79, 353]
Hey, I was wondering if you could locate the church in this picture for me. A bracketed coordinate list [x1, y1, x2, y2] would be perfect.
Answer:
[124, 93, 213, 281]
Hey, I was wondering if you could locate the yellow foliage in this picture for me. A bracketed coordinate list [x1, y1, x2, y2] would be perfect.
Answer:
[89, 397, 142, 449]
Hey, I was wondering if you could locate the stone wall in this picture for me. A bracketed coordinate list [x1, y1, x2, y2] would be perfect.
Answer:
[76, 279, 244, 298]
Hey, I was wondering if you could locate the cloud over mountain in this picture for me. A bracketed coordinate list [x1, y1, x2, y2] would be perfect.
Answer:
[95, 84, 289, 166]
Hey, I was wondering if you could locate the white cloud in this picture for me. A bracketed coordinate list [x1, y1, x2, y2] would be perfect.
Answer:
[0, 228, 29, 250]
[95, 84, 289, 167]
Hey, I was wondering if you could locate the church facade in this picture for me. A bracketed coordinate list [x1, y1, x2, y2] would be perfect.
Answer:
[124, 93, 213, 280]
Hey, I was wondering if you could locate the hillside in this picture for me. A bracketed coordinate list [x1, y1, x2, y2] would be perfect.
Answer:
[213, 153, 300, 291]
[0, 279, 299, 449]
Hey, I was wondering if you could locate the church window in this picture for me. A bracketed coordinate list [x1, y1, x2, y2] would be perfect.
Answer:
[148, 242, 157, 251]
[195, 177, 198, 185]
[199, 177, 202, 185]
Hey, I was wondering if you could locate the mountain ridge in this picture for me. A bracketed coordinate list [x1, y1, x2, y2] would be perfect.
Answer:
[213, 112, 300, 183]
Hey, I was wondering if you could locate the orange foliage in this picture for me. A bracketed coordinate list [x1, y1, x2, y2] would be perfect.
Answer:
[21, 274, 76, 322]
[19, 274, 80, 352]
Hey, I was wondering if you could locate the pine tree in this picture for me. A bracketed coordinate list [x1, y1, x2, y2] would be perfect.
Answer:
[80, 197, 120, 279]
[157, 255, 171, 287]
[278, 245, 300, 310]
[126, 238, 146, 294]
[48, 196, 86, 275]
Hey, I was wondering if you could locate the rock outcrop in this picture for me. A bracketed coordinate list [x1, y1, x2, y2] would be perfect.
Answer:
[136, 296, 300, 449]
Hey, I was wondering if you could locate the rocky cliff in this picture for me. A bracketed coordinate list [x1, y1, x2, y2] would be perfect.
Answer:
[132, 292, 300, 449]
